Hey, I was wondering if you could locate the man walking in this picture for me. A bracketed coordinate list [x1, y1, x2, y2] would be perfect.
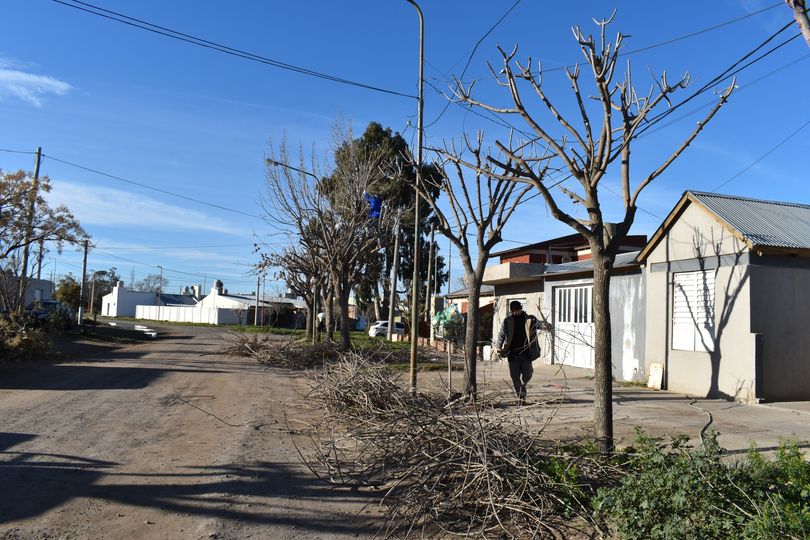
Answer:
[496, 300, 541, 403]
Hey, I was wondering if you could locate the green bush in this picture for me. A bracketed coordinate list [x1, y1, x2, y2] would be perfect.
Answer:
[0, 318, 54, 362]
[596, 430, 810, 540]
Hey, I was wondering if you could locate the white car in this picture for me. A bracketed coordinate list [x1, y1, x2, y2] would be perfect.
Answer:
[368, 320, 405, 337]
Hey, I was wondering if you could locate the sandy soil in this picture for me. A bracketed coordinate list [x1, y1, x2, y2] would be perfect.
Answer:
[0, 326, 381, 539]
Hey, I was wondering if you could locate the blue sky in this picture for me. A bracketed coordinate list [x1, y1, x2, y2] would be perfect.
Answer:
[2, 0, 808, 294]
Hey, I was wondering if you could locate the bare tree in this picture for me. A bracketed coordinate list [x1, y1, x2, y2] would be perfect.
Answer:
[455, 14, 733, 449]
[262, 123, 393, 349]
[787, 0, 810, 47]
[418, 132, 534, 397]
[266, 243, 323, 340]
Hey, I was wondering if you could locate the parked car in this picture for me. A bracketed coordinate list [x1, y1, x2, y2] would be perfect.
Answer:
[368, 320, 405, 338]
[25, 300, 75, 327]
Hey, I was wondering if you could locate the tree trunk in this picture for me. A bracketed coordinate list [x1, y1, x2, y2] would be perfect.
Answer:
[787, 0, 810, 48]
[372, 281, 382, 322]
[325, 283, 334, 342]
[337, 283, 352, 349]
[463, 272, 482, 398]
[305, 294, 313, 340]
[591, 251, 614, 452]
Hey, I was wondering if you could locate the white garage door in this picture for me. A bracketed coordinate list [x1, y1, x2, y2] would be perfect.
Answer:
[553, 285, 594, 369]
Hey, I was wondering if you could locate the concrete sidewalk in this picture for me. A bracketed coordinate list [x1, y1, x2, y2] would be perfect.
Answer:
[476, 359, 810, 455]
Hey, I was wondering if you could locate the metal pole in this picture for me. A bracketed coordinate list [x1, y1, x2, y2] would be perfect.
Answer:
[255, 274, 260, 326]
[18, 147, 42, 307]
[77, 239, 88, 324]
[424, 224, 434, 322]
[405, 0, 424, 395]
[387, 213, 401, 340]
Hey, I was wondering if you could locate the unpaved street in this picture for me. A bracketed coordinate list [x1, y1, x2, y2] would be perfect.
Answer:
[0, 327, 378, 539]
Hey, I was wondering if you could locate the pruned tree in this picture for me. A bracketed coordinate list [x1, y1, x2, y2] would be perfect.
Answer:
[0, 169, 85, 312]
[419, 132, 534, 397]
[263, 121, 393, 349]
[455, 14, 733, 448]
[787, 0, 810, 47]
[264, 242, 325, 340]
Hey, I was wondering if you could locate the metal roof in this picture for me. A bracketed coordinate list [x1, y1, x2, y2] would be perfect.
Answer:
[690, 191, 810, 249]
[544, 250, 641, 277]
[446, 284, 495, 298]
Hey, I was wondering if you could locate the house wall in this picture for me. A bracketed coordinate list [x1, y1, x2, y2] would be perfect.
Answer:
[749, 257, 810, 401]
[542, 272, 645, 381]
[135, 305, 242, 325]
[24, 278, 54, 306]
[101, 286, 158, 317]
[644, 203, 757, 402]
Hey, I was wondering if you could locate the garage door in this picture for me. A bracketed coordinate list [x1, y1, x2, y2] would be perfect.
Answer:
[553, 285, 594, 369]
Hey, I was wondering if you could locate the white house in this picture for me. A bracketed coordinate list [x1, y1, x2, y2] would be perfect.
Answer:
[101, 281, 198, 317]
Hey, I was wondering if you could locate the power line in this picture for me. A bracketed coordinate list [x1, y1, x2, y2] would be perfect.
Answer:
[50, 0, 416, 100]
[41, 153, 264, 220]
[712, 119, 810, 192]
[425, 0, 524, 129]
[452, 1, 784, 84]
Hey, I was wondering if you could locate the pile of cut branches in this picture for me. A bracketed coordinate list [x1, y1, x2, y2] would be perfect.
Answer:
[223, 332, 339, 369]
[296, 352, 619, 538]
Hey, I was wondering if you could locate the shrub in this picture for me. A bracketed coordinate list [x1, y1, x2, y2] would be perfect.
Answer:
[0, 317, 54, 362]
[596, 430, 810, 540]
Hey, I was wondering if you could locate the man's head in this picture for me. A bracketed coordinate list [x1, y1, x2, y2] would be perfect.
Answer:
[509, 300, 523, 317]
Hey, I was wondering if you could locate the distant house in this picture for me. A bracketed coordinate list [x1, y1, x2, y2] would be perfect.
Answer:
[101, 281, 199, 317]
[483, 233, 646, 377]
[639, 191, 810, 402]
[445, 284, 495, 315]
[0, 274, 54, 309]
[132, 280, 306, 326]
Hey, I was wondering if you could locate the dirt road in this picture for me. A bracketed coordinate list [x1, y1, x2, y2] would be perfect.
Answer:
[0, 326, 379, 539]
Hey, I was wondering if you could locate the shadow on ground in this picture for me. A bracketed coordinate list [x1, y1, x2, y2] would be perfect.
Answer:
[0, 432, 379, 535]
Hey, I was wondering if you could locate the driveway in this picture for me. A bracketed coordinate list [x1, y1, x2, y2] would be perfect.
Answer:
[0, 326, 379, 539]
[479, 359, 810, 454]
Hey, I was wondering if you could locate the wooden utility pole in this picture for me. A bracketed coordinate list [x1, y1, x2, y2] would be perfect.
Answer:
[18, 147, 42, 307]
[387, 213, 401, 340]
[77, 239, 89, 324]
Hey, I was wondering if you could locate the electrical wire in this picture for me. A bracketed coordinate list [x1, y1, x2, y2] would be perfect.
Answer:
[50, 0, 416, 100]
[712, 119, 810, 192]
[425, 0, 524, 129]
[41, 153, 264, 220]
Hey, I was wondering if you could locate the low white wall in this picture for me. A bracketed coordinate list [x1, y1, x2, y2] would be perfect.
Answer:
[135, 305, 242, 325]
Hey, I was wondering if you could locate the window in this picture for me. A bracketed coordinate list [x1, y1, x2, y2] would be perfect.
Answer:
[672, 270, 715, 352]
[555, 286, 592, 324]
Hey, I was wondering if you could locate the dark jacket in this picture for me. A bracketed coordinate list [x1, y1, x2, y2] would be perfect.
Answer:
[496, 313, 541, 360]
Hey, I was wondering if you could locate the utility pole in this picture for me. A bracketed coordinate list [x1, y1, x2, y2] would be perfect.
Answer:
[424, 224, 434, 322]
[78, 239, 88, 324]
[18, 147, 42, 307]
[157, 265, 163, 320]
[405, 0, 424, 395]
[36, 239, 45, 280]
[254, 274, 260, 326]
[447, 239, 452, 296]
[387, 213, 401, 341]
[89, 272, 96, 316]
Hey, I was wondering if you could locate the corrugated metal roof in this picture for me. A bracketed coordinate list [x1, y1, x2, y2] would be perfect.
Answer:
[690, 191, 810, 249]
[446, 284, 494, 298]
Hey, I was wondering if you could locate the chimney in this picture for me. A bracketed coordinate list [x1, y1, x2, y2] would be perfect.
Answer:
[191, 284, 202, 300]
[213, 279, 224, 295]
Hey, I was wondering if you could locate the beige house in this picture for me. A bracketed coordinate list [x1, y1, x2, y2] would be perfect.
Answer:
[639, 191, 810, 403]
